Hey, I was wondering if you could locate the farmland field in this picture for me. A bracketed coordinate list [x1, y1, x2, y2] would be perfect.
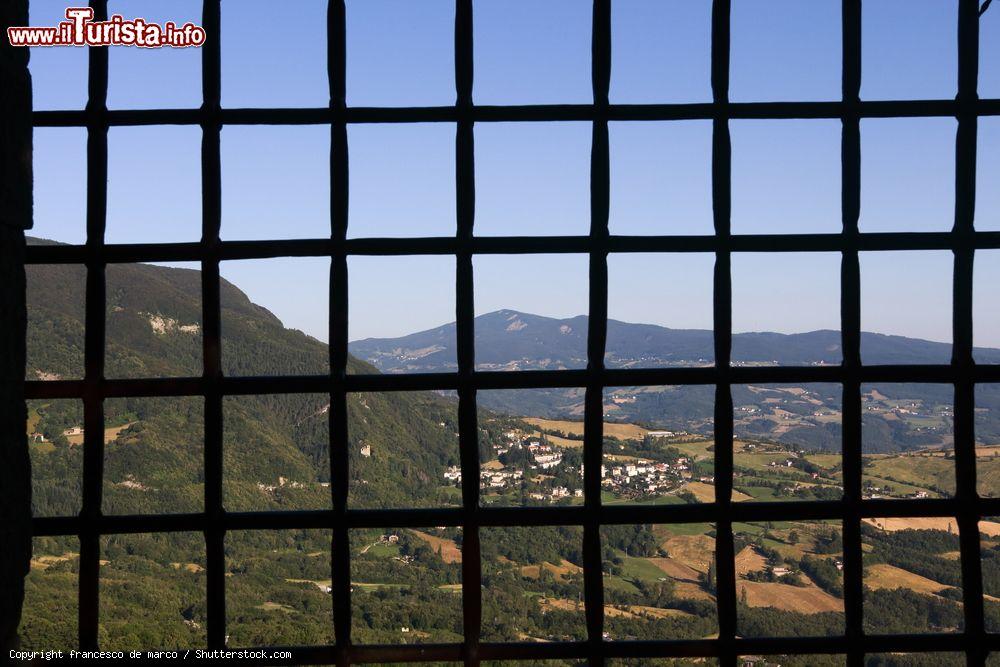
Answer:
[523, 417, 650, 441]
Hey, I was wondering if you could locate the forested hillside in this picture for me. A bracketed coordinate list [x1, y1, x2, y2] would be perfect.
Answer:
[22, 242, 471, 652]
[26, 239, 463, 515]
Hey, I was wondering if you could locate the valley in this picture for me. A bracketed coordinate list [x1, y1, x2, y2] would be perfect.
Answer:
[24, 389, 1000, 663]
[19, 246, 1000, 666]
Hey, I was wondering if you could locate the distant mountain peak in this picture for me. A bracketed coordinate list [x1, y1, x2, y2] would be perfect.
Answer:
[349, 308, 999, 374]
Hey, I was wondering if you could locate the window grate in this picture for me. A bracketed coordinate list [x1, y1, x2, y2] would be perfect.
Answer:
[21, 0, 1000, 664]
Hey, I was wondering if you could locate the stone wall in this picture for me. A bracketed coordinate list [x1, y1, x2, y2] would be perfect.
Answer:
[0, 0, 33, 652]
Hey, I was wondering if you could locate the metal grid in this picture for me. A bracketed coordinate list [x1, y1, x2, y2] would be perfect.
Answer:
[21, 0, 1000, 664]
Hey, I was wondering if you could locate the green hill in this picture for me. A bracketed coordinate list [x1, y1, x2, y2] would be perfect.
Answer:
[25, 238, 461, 515]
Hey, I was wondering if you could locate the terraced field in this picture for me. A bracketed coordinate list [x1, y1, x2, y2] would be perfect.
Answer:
[410, 529, 463, 564]
[864, 563, 948, 596]
[522, 417, 649, 441]
[737, 579, 843, 614]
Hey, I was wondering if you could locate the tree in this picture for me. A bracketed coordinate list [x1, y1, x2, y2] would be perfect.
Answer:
[704, 555, 717, 594]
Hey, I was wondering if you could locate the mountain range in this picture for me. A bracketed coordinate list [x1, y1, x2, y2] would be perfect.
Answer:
[349, 310, 1000, 454]
[350, 308, 1000, 372]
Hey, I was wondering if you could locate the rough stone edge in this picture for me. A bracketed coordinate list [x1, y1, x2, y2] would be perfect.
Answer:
[1, 0, 33, 653]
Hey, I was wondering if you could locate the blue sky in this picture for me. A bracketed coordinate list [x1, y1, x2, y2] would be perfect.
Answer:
[26, 0, 1000, 349]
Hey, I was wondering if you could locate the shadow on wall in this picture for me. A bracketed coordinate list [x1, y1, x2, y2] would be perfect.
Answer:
[1, 0, 34, 651]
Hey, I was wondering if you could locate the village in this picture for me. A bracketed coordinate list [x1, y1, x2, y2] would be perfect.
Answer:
[444, 425, 701, 504]
[443, 433, 584, 502]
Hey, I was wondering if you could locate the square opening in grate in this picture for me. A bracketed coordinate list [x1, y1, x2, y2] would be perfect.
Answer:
[975, 251, 1000, 362]
[347, 391, 461, 510]
[862, 516, 964, 635]
[730, 120, 841, 234]
[26, 398, 84, 518]
[27, 262, 86, 382]
[475, 122, 591, 237]
[860, 250, 953, 365]
[226, 529, 334, 647]
[221, 0, 327, 108]
[346, 0, 454, 107]
[480, 525, 587, 642]
[610, 0, 712, 104]
[100, 532, 206, 650]
[106, 126, 202, 244]
[350, 527, 463, 643]
[609, 122, 714, 236]
[348, 256, 457, 373]
[27, 1, 88, 110]
[860, 118, 956, 233]
[347, 123, 456, 238]
[607, 253, 715, 368]
[473, 0, 591, 105]
[983, 5, 1000, 98]
[603, 385, 715, 506]
[735, 520, 844, 637]
[102, 396, 204, 515]
[474, 254, 590, 371]
[220, 257, 331, 377]
[861, 383, 954, 499]
[223, 393, 332, 512]
[222, 394, 332, 511]
[107, 0, 201, 110]
[977, 118, 1000, 231]
[730, 0, 841, 103]
[602, 523, 720, 640]
[733, 383, 842, 503]
[861, 0, 957, 101]
[981, 517, 1000, 633]
[220, 125, 331, 241]
[32, 128, 86, 245]
[479, 388, 588, 508]
[976, 385, 1000, 498]
[18, 536, 80, 650]
[105, 261, 202, 379]
[732, 252, 841, 364]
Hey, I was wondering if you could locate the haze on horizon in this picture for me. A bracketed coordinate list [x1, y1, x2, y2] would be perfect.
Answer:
[25, 0, 1000, 347]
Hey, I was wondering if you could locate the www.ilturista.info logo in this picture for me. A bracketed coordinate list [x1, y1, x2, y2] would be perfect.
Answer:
[7, 8, 206, 48]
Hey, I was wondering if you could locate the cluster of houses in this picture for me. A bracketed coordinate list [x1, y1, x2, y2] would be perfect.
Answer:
[864, 397, 953, 420]
[600, 458, 690, 499]
[482, 468, 524, 488]
[863, 481, 930, 500]
[529, 486, 582, 501]
[441, 424, 712, 503]
[443, 464, 528, 490]
[256, 476, 307, 493]
[441, 430, 587, 503]
[256, 476, 331, 495]
[29, 425, 83, 443]
[493, 435, 564, 467]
